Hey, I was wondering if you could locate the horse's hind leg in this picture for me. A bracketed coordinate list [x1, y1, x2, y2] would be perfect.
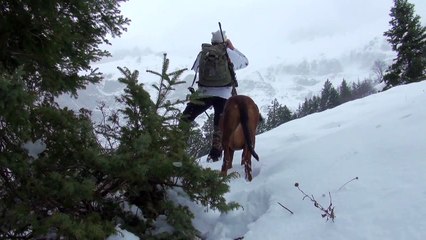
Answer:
[226, 149, 234, 170]
[242, 148, 253, 181]
[221, 147, 230, 176]
[221, 148, 235, 175]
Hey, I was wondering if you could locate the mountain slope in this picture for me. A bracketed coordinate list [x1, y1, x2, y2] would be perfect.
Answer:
[186, 80, 426, 239]
[109, 80, 426, 240]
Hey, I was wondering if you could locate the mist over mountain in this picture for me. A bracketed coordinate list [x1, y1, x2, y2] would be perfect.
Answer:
[57, 35, 393, 124]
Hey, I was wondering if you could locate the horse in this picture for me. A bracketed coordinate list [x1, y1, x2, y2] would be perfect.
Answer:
[220, 95, 261, 181]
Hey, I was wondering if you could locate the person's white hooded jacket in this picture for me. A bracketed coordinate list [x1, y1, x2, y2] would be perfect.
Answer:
[190, 30, 249, 99]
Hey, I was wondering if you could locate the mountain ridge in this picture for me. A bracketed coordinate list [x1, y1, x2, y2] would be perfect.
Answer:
[58, 35, 394, 123]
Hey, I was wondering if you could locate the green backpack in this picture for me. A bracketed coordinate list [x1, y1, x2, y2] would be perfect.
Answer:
[198, 43, 233, 87]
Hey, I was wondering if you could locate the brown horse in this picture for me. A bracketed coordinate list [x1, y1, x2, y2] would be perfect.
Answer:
[220, 95, 261, 181]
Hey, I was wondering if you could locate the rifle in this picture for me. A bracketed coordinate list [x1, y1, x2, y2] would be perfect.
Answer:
[218, 22, 238, 95]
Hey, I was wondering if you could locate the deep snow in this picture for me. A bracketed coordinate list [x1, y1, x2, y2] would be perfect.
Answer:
[109, 80, 426, 239]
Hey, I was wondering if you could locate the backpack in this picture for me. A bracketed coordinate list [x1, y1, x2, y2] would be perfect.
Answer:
[197, 43, 233, 87]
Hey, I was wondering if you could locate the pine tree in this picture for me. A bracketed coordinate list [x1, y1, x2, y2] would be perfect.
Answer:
[266, 98, 281, 129]
[186, 122, 208, 158]
[100, 56, 239, 239]
[296, 99, 310, 118]
[201, 116, 215, 153]
[320, 79, 340, 111]
[339, 79, 353, 103]
[278, 105, 293, 125]
[0, 0, 129, 98]
[1, 2, 238, 239]
[257, 118, 268, 134]
[308, 96, 321, 114]
[187, 116, 213, 159]
[1, 1, 129, 238]
[264, 98, 293, 129]
[328, 87, 340, 108]
[383, 0, 426, 88]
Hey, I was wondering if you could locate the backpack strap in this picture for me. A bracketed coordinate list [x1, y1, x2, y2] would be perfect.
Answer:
[213, 42, 238, 88]
[231, 86, 238, 96]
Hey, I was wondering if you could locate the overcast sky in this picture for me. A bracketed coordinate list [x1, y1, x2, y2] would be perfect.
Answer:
[105, 0, 426, 67]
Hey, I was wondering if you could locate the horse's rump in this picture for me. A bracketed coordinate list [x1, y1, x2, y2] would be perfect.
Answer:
[220, 95, 261, 181]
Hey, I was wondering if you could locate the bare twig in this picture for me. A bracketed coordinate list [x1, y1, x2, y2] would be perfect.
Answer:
[295, 182, 335, 222]
[277, 202, 294, 214]
[337, 177, 359, 191]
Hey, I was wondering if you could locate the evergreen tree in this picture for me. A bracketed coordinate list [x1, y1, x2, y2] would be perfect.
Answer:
[320, 80, 332, 111]
[257, 117, 268, 134]
[308, 96, 321, 114]
[202, 115, 214, 148]
[96, 61, 239, 239]
[278, 105, 293, 125]
[0, 1, 238, 239]
[291, 79, 376, 123]
[383, 0, 426, 87]
[188, 116, 213, 159]
[320, 79, 340, 111]
[339, 79, 353, 103]
[0, 0, 129, 98]
[264, 98, 293, 129]
[301, 99, 310, 116]
[1, 1, 129, 238]
[328, 87, 340, 108]
[186, 122, 207, 158]
[296, 99, 310, 118]
[265, 98, 281, 129]
[295, 103, 303, 119]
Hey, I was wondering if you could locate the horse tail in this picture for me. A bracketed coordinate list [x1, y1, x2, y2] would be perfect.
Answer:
[239, 99, 259, 161]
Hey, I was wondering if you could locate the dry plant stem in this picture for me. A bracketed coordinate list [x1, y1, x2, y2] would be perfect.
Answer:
[295, 183, 335, 222]
[337, 176, 359, 191]
[277, 202, 294, 214]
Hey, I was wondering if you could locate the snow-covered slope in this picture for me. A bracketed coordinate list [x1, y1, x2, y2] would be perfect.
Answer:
[185, 80, 426, 240]
[109, 79, 426, 240]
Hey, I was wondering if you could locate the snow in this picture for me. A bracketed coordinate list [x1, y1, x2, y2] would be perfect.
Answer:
[96, 2, 426, 237]
[110, 80, 426, 239]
